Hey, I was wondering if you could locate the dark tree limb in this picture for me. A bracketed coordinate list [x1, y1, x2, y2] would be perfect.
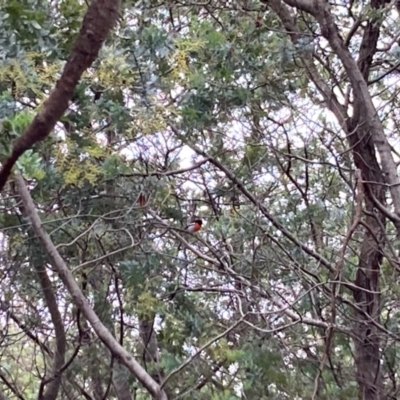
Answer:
[35, 261, 67, 400]
[0, 0, 121, 192]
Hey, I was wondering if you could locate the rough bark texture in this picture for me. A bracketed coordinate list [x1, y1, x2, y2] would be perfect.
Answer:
[0, 0, 121, 192]
[313, 2, 400, 232]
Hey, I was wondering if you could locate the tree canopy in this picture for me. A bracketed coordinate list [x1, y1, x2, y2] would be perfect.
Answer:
[1, 0, 400, 399]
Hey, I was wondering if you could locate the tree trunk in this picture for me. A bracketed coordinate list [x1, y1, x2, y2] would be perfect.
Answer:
[347, 117, 386, 400]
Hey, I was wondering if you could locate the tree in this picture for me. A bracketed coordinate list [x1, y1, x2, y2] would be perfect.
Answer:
[1, 0, 400, 399]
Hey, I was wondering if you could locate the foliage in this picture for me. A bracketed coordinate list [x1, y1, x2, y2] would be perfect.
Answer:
[1, 0, 400, 399]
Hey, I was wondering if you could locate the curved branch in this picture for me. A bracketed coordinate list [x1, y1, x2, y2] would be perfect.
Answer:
[0, 0, 121, 192]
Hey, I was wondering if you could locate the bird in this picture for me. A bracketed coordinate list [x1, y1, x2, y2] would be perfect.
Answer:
[185, 219, 203, 233]
[136, 193, 147, 207]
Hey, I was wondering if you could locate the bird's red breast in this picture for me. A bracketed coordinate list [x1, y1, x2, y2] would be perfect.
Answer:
[185, 219, 203, 233]
[137, 193, 146, 207]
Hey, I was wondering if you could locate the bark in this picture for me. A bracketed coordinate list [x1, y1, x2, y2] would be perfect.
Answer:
[353, 218, 385, 400]
[0, 0, 120, 192]
[315, 0, 388, 394]
[35, 262, 67, 400]
[346, 13, 387, 369]
[139, 316, 160, 367]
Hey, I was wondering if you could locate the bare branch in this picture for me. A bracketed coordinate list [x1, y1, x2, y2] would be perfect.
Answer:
[35, 264, 66, 400]
[122, 158, 210, 178]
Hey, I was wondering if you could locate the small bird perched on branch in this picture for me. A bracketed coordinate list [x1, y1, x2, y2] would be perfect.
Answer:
[185, 219, 203, 233]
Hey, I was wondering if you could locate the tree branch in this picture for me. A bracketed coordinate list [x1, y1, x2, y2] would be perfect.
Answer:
[35, 263, 66, 400]
[15, 174, 167, 400]
[308, 0, 400, 222]
[0, 0, 121, 192]
[265, 0, 400, 236]
[10, 186, 67, 400]
[262, 0, 348, 128]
